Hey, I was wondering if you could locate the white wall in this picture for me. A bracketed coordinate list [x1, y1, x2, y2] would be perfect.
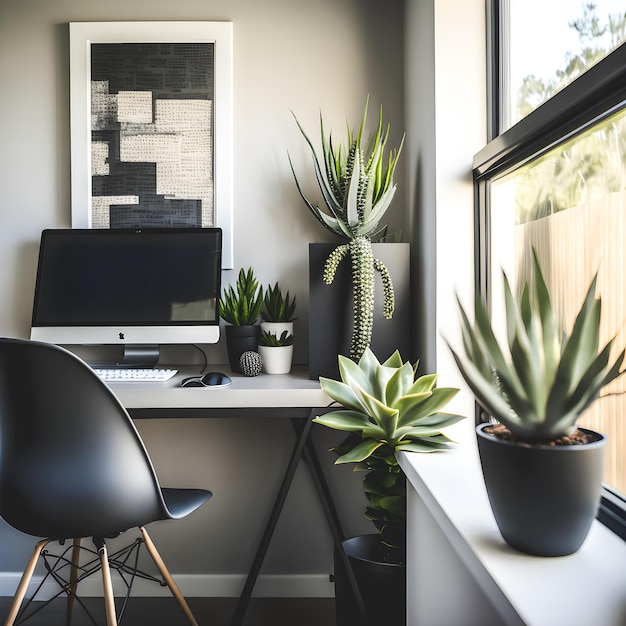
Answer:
[405, 0, 485, 416]
[405, 0, 487, 620]
[0, 0, 405, 594]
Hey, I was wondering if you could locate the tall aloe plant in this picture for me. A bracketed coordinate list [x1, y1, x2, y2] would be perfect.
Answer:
[290, 98, 404, 361]
[315, 348, 464, 551]
[448, 248, 625, 441]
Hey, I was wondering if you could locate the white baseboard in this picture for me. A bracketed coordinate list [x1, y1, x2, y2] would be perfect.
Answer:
[0, 572, 334, 599]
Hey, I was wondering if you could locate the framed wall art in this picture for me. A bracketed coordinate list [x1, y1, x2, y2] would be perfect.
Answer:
[69, 21, 234, 267]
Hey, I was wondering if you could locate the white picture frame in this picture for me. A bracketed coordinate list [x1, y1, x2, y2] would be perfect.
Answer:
[69, 21, 234, 268]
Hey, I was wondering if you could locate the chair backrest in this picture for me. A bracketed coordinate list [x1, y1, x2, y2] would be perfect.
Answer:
[0, 338, 168, 540]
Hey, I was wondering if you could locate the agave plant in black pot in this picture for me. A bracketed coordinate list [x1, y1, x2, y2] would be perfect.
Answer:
[314, 348, 465, 625]
[219, 267, 263, 373]
[290, 99, 410, 379]
[448, 248, 625, 557]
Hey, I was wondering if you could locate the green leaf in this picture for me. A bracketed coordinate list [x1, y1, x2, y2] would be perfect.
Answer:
[395, 440, 450, 453]
[338, 354, 372, 395]
[313, 409, 373, 432]
[395, 412, 465, 436]
[395, 387, 460, 428]
[355, 391, 400, 437]
[319, 377, 365, 412]
[344, 147, 361, 228]
[408, 373, 437, 394]
[335, 439, 384, 464]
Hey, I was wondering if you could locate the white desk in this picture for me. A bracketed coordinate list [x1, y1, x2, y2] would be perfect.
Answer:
[108, 367, 349, 626]
[111, 366, 330, 414]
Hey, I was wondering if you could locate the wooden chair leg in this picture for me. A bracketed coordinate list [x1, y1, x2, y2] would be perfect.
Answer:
[65, 537, 82, 626]
[139, 526, 199, 626]
[3, 538, 53, 626]
[96, 541, 117, 626]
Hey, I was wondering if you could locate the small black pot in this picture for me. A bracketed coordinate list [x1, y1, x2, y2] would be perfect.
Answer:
[476, 423, 606, 556]
[225, 325, 260, 373]
[333, 534, 406, 626]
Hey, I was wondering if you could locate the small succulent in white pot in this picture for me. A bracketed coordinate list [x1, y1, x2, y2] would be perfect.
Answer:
[261, 282, 296, 340]
[290, 98, 404, 362]
[258, 330, 294, 375]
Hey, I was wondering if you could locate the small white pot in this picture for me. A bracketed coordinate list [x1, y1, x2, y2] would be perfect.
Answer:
[258, 345, 293, 375]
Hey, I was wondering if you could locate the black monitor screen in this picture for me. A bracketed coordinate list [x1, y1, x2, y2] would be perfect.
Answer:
[32, 228, 222, 328]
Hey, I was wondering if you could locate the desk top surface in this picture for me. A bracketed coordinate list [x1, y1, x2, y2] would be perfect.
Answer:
[109, 366, 331, 410]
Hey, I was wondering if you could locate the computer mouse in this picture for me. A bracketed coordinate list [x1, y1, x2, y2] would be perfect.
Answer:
[181, 371, 232, 388]
[203, 371, 232, 387]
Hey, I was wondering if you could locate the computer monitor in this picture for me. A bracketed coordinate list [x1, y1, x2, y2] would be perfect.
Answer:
[31, 228, 222, 365]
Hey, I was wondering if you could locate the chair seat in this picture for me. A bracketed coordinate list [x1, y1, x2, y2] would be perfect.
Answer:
[161, 488, 213, 520]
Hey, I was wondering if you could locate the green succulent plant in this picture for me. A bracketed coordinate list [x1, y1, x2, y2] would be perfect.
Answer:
[261, 282, 297, 322]
[314, 348, 465, 551]
[260, 330, 293, 347]
[218, 267, 263, 326]
[290, 98, 404, 361]
[448, 248, 625, 442]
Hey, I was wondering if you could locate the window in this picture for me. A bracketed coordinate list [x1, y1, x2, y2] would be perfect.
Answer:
[501, 0, 626, 131]
[477, 2, 626, 536]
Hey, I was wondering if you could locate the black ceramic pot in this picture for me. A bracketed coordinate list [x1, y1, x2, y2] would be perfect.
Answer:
[476, 422, 607, 556]
[333, 534, 406, 626]
[225, 325, 260, 373]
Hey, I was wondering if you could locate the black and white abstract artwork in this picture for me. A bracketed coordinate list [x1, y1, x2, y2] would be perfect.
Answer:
[90, 43, 215, 229]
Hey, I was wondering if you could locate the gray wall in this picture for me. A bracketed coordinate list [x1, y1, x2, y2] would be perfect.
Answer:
[0, 0, 485, 597]
[0, 0, 406, 590]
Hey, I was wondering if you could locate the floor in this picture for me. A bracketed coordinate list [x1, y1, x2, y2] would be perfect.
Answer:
[0, 596, 337, 626]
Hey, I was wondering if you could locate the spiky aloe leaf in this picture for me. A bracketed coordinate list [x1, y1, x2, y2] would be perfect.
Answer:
[290, 99, 403, 241]
[449, 248, 625, 441]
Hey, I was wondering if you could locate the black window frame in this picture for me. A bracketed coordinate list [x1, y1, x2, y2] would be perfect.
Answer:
[474, 3, 626, 540]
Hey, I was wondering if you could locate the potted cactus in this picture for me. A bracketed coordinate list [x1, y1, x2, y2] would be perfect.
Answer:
[447, 248, 625, 556]
[219, 267, 263, 373]
[290, 98, 409, 379]
[314, 348, 465, 625]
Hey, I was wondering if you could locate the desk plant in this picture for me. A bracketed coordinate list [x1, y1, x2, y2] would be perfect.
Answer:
[290, 98, 404, 362]
[315, 348, 464, 553]
[315, 348, 463, 624]
[219, 267, 263, 373]
[261, 282, 297, 324]
[447, 248, 625, 555]
[258, 330, 294, 375]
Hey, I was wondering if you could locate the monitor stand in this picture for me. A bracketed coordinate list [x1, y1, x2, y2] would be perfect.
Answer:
[118, 344, 160, 368]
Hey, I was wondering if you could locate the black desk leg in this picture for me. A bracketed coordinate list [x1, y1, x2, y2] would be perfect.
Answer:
[296, 419, 368, 621]
[230, 410, 316, 626]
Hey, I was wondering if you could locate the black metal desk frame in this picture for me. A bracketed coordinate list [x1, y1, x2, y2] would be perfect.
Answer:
[128, 404, 366, 626]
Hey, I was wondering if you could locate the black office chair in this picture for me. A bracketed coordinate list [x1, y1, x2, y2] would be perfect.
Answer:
[0, 338, 212, 626]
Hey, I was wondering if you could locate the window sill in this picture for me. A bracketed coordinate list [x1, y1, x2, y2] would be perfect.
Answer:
[397, 424, 626, 626]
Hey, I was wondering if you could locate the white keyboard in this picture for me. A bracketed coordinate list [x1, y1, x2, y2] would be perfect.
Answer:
[94, 367, 178, 383]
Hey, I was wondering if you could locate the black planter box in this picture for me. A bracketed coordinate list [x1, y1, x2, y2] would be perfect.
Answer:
[308, 243, 411, 380]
